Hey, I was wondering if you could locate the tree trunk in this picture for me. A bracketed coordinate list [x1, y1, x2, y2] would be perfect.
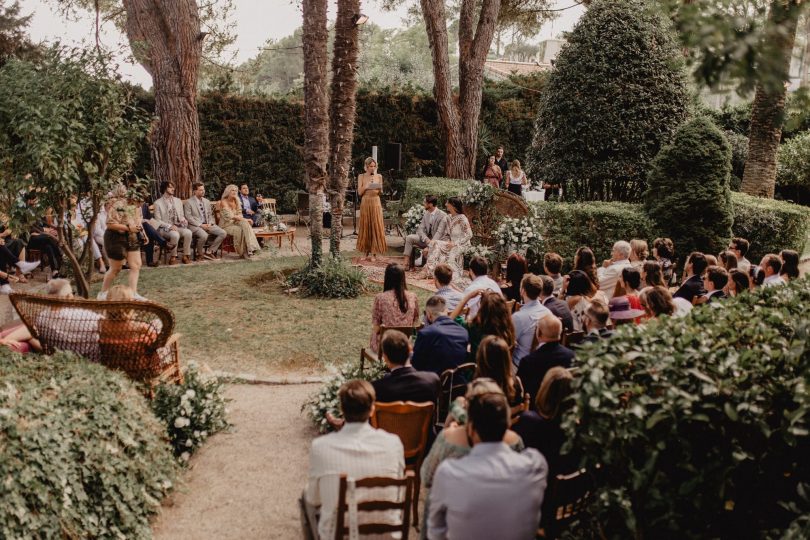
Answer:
[327, 0, 361, 257]
[421, 0, 501, 179]
[121, 0, 203, 199]
[741, 0, 801, 198]
[302, 0, 329, 267]
[55, 205, 90, 298]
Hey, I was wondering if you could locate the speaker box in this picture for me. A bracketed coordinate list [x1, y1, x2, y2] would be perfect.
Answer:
[385, 142, 403, 171]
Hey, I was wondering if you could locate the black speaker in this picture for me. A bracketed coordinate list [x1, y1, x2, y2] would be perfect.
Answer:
[385, 142, 403, 171]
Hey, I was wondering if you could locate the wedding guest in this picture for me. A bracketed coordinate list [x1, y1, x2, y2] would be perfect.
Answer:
[153, 181, 193, 265]
[482, 155, 503, 189]
[451, 290, 515, 361]
[639, 286, 676, 319]
[219, 184, 261, 258]
[403, 195, 449, 271]
[0, 321, 38, 353]
[99, 185, 145, 300]
[501, 252, 528, 303]
[140, 200, 167, 268]
[629, 239, 648, 270]
[718, 250, 738, 271]
[433, 263, 463, 312]
[505, 160, 529, 197]
[704, 254, 718, 267]
[184, 182, 226, 261]
[652, 237, 676, 286]
[495, 146, 508, 178]
[760, 254, 786, 287]
[373, 330, 440, 404]
[0, 241, 39, 290]
[598, 240, 632, 300]
[543, 252, 564, 297]
[673, 252, 708, 303]
[729, 237, 752, 274]
[25, 196, 63, 278]
[370, 263, 419, 353]
[238, 184, 260, 226]
[36, 279, 103, 361]
[511, 273, 551, 367]
[581, 300, 613, 343]
[573, 246, 599, 289]
[641, 261, 666, 291]
[412, 296, 469, 376]
[780, 249, 800, 282]
[539, 275, 574, 333]
[516, 316, 574, 407]
[301, 380, 404, 540]
[475, 335, 525, 408]
[727, 269, 752, 297]
[607, 296, 645, 327]
[564, 270, 605, 333]
[701, 266, 729, 303]
[357, 157, 387, 262]
[461, 255, 502, 318]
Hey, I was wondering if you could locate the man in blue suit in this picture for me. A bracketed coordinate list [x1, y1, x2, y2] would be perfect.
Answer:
[238, 183, 260, 226]
[412, 296, 470, 376]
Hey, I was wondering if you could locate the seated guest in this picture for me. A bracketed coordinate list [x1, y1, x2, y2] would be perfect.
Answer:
[451, 290, 515, 361]
[727, 268, 751, 297]
[373, 330, 440, 403]
[26, 211, 62, 279]
[35, 279, 102, 361]
[475, 335, 524, 408]
[718, 250, 738, 271]
[573, 246, 599, 289]
[370, 264, 420, 354]
[433, 263, 462, 312]
[301, 380, 404, 540]
[640, 260, 665, 292]
[760, 254, 786, 287]
[412, 296, 469, 376]
[581, 300, 613, 343]
[629, 239, 648, 270]
[427, 387, 547, 540]
[652, 237, 675, 286]
[462, 255, 502, 318]
[705, 254, 718, 267]
[153, 181, 194, 265]
[673, 252, 708, 303]
[639, 286, 676, 318]
[597, 240, 632, 300]
[0, 241, 39, 291]
[420, 380, 525, 540]
[238, 183, 261, 226]
[140, 201, 168, 268]
[539, 275, 574, 333]
[501, 253, 528, 303]
[184, 182, 227, 261]
[780, 249, 800, 282]
[219, 184, 261, 258]
[565, 270, 606, 332]
[729, 237, 752, 274]
[701, 266, 729, 303]
[0, 322, 39, 353]
[608, 296, 645, 327]
[516, 316, 574, 406]
[543, 252, 565, 297]
[511, 274, 552, 367]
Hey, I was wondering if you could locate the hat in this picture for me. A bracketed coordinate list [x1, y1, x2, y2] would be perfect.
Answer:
[608, 295, 645, 320]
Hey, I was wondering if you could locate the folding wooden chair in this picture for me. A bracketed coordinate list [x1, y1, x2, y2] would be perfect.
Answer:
[537, 468, 596, 539]
[435, 362, 477, 428]
[334, 471, 414, 540]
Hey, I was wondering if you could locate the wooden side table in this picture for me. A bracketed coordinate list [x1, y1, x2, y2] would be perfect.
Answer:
[253, 227, 296, 250]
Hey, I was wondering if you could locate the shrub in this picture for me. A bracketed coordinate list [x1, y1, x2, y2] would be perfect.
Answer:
[287, 256, 368, 298]
[0, 350, 177, 537]
[400, 177, 473, 211]
[564, 278, 810, 538]
[730, 192, 810, 260]
[526, 0, 689, 201]
[645, 117, 733, 260]
[777, 131, 810, 188]
[152, 362, 230, 463]
[724, 129, 748, 190]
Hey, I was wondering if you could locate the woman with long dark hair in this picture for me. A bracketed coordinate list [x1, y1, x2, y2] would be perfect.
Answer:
[451, 289, 516, 360]
[564, 269, 605, 332]
[501, 252, 528, 303]
[726, 268, 752, 296]
[573, 246, 599, 288]
[780, 249, 800, 281]
[370, 263, 419, 353]
[475, 335, 524, 407]
[641, 261, 666, 290]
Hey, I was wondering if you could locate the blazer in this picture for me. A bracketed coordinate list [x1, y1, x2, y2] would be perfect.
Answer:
[372, 365, 441, 404]
[153, 196, 187, 229]
[411, 316, 470, 376]
[673, 274, 706, 303]
[416, 208, 450, 243]
[541, 296, 574, 333]
[597, 259, 632, 300]
[184, 196, 215, 230]
[238, 193, 258, 217]
[516, 342, 575, 405]
[581, 327, 614, 344]
[705, 290, 726, 303]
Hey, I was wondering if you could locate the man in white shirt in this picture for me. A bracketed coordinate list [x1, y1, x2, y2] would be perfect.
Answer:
[597, 240, 632, 300]
[511, 274, 551, 368]
[729, 237, 752, 275]
[404, 195, 449, 270]
[428, 389, 548, 540]
[153, 181, 193, 265]
[463, 255, 502, 318]
[301, 380, 404, 540]
[183, 182, 226, 261]
[760, 254, 786, 287]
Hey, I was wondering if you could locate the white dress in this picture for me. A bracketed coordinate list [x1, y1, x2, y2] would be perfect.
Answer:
[425, 214, 473, 279]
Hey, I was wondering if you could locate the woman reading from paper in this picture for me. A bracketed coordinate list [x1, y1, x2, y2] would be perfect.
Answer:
[356, 157, 387, 261]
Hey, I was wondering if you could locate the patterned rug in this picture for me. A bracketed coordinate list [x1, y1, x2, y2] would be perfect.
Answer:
[350, 256, 438, 292]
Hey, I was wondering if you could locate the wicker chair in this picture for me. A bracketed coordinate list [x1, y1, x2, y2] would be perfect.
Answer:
[334, 471, 414, 540]
[370, 402, 434, 529]
[9, 292, 183, 396]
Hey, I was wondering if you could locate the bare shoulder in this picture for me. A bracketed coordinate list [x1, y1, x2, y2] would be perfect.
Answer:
[442, 426, 469, 447]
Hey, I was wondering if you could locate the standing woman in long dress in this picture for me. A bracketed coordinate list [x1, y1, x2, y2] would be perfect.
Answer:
[357, 157, 387, 261]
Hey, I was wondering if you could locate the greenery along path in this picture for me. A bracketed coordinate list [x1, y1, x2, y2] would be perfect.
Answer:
[99, 254, 433, 378]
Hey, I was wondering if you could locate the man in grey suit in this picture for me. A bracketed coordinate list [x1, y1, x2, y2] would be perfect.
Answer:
[184, 182, 226, 261]
[153, 181, 193, 265]
[404, 194, 449, 271]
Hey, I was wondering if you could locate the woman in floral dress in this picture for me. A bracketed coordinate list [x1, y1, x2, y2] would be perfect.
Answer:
[369, 263, 419, 353]
[421, 197, 472, 280]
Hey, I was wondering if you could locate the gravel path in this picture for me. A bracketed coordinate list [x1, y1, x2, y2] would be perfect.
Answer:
[151, 383, 320, 540]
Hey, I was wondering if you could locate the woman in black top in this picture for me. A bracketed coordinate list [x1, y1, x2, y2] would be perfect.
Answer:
[501, 252, 528, 303]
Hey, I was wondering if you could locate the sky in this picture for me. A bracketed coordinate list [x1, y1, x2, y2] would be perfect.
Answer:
[19, 0, 584, 89]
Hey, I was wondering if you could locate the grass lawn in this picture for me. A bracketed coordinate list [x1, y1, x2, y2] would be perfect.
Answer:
[94, 254, 433, 377]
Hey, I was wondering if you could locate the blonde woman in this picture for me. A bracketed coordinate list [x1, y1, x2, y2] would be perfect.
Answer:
[629, 239, 649, 270]
[219, 184, 260, 258]
[100, 184, 144, 300]
[506, 159, 528, 197]
[356, 157, 387, 261]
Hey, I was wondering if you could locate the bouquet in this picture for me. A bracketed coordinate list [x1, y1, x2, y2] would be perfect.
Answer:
[494, 216, 541, 255]
[402, 204, 425, 235]
[460, 244, 499, 270]
[461, 182, 494, 206]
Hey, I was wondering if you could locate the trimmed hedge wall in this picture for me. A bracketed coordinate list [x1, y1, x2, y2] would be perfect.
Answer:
[0, 350, 177, 537]
[400, 177, 473, 211]
[731, 192, 810, 260]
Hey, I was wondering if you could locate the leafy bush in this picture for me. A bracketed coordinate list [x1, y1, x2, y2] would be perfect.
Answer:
[777, 131, 810, 188]
[564, 277, 810, 538]
[645, 116, 733, 260]
[526, 0, 688, 201]
[730, 192, 810, 260]
[152, 362, 230, 463]
[0, 350, 177, 537]
[400, 177, 473, 211]
[287, 256, 368, 298]
[724, 129, 748, 190]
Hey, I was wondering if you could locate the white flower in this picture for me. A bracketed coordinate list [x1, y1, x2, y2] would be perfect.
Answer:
[185, 439, 193, 447]
[180, 452, 190, 461]
[185, 389, 196, 398]
[174, 417, 190, 428]
[193, 430, 201, 438]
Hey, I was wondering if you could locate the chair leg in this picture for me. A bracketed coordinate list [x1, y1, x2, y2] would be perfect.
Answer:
[413, 471, 420, 529]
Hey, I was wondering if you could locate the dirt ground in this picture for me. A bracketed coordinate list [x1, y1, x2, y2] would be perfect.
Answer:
[151, 383, 320, 540]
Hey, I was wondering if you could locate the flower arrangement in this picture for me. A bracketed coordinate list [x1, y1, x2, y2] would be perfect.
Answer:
[494, 216, 542, 255]
[152, 362, 230, 463]
[260, 207, 277, 227]
[402, 204, 425, 235]
[461, 181, 494, 205]
[303, 360, 388, 433]
[461, 244, 499, 269]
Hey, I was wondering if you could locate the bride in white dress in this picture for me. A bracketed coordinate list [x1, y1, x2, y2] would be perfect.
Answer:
[420, 197, 472, 280]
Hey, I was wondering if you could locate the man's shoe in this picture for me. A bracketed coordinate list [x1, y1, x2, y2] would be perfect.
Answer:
[181, 255, 191, 264]
[16, 260, 40, 274]
[203, 252, 216, 261]
[169, 257, 179, 266]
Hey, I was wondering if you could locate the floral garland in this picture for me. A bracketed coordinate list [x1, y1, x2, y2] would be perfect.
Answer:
[461, 182, 494, 206]
[494, 216, 542, 254]
[402, 204, 425, 235]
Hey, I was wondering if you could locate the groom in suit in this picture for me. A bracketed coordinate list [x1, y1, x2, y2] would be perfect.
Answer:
[404, 194, 449, 271]
[184, 182, 227, 260]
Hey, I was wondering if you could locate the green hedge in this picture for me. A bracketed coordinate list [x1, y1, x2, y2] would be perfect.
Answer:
[731, 192, 810, 260]
[564, 277, 810, 538]
[0, 350, 177, 537]
[400, 177, 473, 212]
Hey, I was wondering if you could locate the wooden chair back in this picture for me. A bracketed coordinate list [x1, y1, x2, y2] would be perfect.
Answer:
[260, 198, 277, 215]
[371, 401, 434, 462]
[9, 292, 183, 393]
[360, 324, 424, 372]
[541, 468, 595, 539]
[436, 362, 477, 426]
[561, 331, 585, 348]
[334, 471, 414, 540]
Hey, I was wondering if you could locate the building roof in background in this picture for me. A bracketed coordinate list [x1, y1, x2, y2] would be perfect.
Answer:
[484, 60, 552, 80]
